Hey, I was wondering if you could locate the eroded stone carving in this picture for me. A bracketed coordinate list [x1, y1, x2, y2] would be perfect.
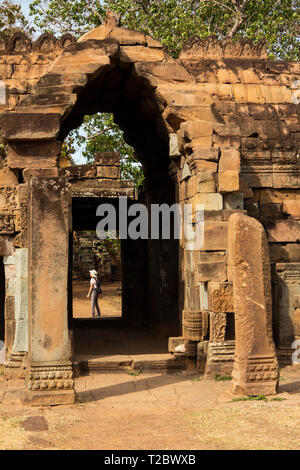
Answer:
[179, 36, 268, 60]
[228, 213, 279, 396]
[0, 15, 299, 405]
[0, 211, 14, 234]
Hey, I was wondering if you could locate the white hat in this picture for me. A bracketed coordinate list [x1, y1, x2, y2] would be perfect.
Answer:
[89, 269, 98, 277]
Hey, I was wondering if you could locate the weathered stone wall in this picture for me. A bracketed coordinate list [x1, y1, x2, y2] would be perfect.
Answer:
[0, 32, 76, 253]
[0, 20, 299, 402]
[0, 32, 75, 112]
[73, 231, 121, 282]
[171, 38, 300, 370]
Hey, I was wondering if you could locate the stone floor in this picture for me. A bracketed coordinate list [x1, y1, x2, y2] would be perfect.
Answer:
[73, 327, 184, 373]
[0, 364, 300, 450]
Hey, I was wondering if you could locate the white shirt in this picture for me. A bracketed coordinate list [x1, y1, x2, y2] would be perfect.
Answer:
[90, 278, 97, 290]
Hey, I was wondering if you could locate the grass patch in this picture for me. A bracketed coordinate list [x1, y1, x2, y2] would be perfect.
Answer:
[232, 395, 268, 402]
[184, 404, 300, 450]
[191, 377, 201, 382]
[214, 373, 232, 382]
[0, 416, 27, 450]
[270, 397, 287, 402]
[279, 376, 285, 381]
[232, 395, 287, 403]
[126, 368, 142, 377]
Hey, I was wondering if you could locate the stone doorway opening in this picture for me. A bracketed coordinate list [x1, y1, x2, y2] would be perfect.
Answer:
[70, 190, 181, 374]
[47, 46, 185, 373]
[0, 22, 194, 402]
[71, 197, 123, 321]
[64, 87, 181, 372]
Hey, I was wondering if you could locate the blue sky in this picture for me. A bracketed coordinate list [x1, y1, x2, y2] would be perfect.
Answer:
[20, 0, 31, 18]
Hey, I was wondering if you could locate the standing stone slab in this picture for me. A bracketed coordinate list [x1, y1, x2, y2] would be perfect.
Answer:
[13, 248, 28, 353]
[3, 254, 16, 352]
[228, 213, 279, 396]
[25, 178, 74, 405]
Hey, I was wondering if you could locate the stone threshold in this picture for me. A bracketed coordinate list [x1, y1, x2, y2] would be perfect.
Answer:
[74, 353, 185, 375]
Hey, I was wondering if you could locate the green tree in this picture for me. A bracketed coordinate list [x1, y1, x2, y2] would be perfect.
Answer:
[67, 113, 144, 187]
[29, 0, 299, 186]
[0, 0, 34, 35]
[29, 0, 299, 60]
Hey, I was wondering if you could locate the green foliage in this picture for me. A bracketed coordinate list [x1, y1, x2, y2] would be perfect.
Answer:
[0, 143, 5, 158]
[28, 0, 299, 185]
[126, 368, 143, 376]
[99, 236, 121, 257]
[60, 133, 77, 164]
[214, 373, 232, 381]
[29, 0, 104, 35]
[68, 113, 144, 188]
[270, 397, 287, 401]
[0, 0, 34, 35]
[29, 0, 299, 60]
[232, 395, 268, 402]
[232, 395, 287, 402]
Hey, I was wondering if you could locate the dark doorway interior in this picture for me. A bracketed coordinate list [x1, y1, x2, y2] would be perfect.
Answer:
[71, 195, 179, 334]
[72, 197, 123, 320]
[70, 193, 180, 368]
[61, 63, 181, 363]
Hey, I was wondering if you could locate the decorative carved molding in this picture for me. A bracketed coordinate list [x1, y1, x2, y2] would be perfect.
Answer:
[8, 32, 32, 52]
[275, 262, 300, 281]
[0, 211, 14, 234]
[210, 312, 227, 342]
[0, 32, 76, 54]
[205, 340, 235, 377]
[0, 187, 17, 210]
[244, 356, 279, 382]
[33, 32, 57, 52]
[207, 340, 235, 363]
[27, 363, 74, 391]
[0, 32, 8, 51]
[179, 36, 268, 60]
[182, 310, 208, 341]
[58, 33, 77, 50]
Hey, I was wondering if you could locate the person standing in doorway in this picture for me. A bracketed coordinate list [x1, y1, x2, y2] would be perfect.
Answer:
[87, 269, 101, 317]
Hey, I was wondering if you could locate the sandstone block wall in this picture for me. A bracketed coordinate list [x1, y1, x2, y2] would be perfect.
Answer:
[0, 23, 298, 401]
[0, 32, 75, 112]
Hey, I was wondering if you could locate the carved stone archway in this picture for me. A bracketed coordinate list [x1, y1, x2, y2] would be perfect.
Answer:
[1, 14, 298, 403]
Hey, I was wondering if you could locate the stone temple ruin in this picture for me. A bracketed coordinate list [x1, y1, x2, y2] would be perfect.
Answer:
[0, 12, 299, 404]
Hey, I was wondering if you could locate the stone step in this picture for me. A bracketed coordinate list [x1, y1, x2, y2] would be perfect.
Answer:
[74, 353, 185, 375]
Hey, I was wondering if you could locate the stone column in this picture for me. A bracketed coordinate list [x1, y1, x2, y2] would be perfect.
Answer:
[3, 253, 16, 353]
[12, 248, 28, 353]
[5, 248, 29, 379]
[228, 213, 279, 396]
[25, 178, 74, 405]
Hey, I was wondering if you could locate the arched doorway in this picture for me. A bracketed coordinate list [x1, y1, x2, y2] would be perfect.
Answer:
[0, 21, 195, 404]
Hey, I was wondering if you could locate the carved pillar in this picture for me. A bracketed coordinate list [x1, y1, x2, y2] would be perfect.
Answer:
[24, 178, 74, 405]
[228, 213, 279, 396]
[5, 248, 29, 379]
[12, 248, 28, 353]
